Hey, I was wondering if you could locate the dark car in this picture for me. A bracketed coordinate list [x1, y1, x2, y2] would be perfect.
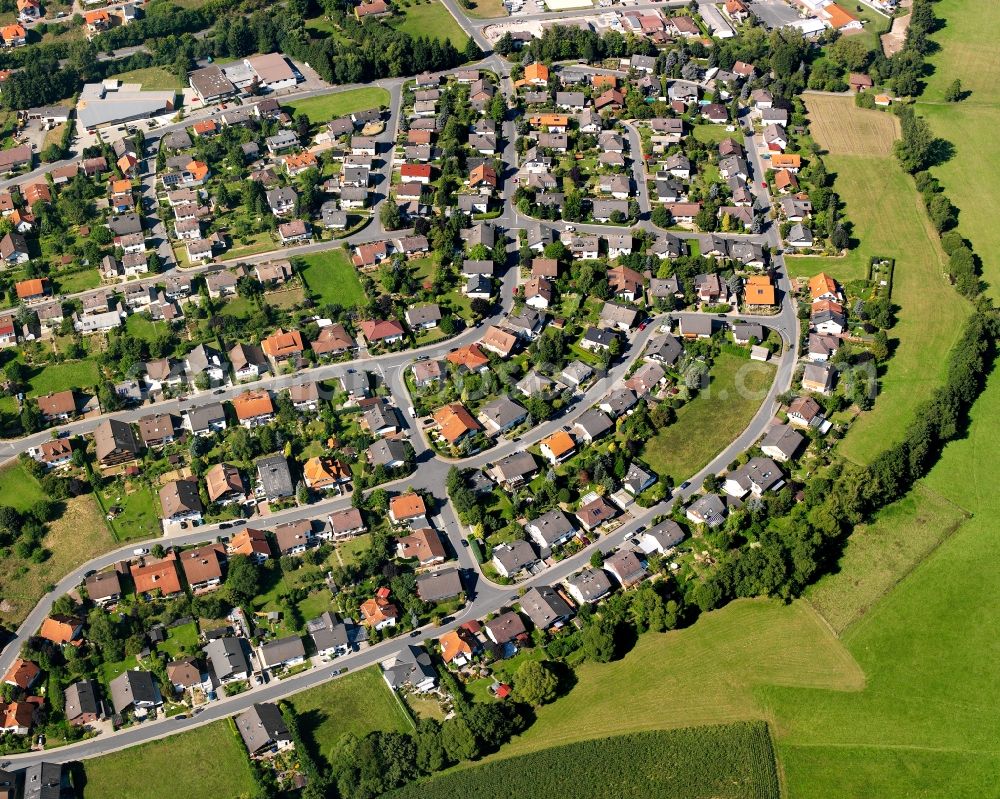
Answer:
[219, 523, 231, 530]
[440, 616, 454, 625]
[409, 630, 422, 638]
[678, 481, 691, 491]
[231, 519, 246, 527]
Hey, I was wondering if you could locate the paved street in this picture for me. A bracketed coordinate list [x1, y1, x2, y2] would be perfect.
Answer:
[0, 18, 803, 765]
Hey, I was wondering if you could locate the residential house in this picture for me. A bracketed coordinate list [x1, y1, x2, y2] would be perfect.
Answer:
[109, 670, 162, 716]
[604, 549, 648, 588]
[179, 543, 226, 592]
[94, 418, 140, 466]
[540, 430, 575, 464]
[525, 509, 576, 550]
[723, 456, 785, 499]
[64, 680, 101, 726]
[159, 479, 203, 523]
[236, 702, 292, 758]
[396, 528, 446, 566]
[760, 424, 805, 463]
[256, 454, 294, 501]
[491, 540, 537, 578]
[416, 568, 464, 603]
[232, 390, 275, 427]
[205, 463, 247, 504]
[485, 611, 527, 647]
[566, 568, 613, 605]
[258, 636, 306, 673]
[204, 637, 252, 684]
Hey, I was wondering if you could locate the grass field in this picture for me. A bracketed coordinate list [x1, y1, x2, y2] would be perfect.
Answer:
[0, 494, 114, 626]
[488, 599, 862, 759]
[53, 268, 101, 295]
[106, 66, 184, 90]
[0, 460, 46, 512]
[461, 0, 509, 18]
[801, 94, 970, 464]
[642, 353, 774, 483]
[287, 86, 390, 121]
[289, 666, 413, 766]
[390, 0, 471, 47]
[804, 483, 968, 635]
[390, 723, 780, 799]
[914, 0, 1000, 300]
[82, 721, 256, 799]
[802, 93, 899, 156]
[692, 124, 732, 144]
[27, 358, 100, 397]
[298, 249, 367, 307]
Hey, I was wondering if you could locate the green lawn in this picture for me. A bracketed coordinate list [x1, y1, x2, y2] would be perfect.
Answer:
[158, 621, 201, 659]
[27, 358, 100, 397]
[53, 268, 100, 294]
[125, 313, 170, 342]
[804, 483, 968, 635]
[479, 599, 863, 759]
[289, 666, 413, 766]
[460, 0, 508, 18]
[0, 461, 46, 512]
[83, 721, 256, 799]
[106, 65, 184, 90]
[801, 95, 971, 465]
[101, 482, 161, 541]
[298, 249, 367, 307]
[100, 655, 140, 685]
[692, 124, 732, 144]
[642, 353, 775, 483]
[390, 0, 471, 47]
[915, 0, 1000, 301]
[390, 723, 779, 799]
[287, 87, 390, 121]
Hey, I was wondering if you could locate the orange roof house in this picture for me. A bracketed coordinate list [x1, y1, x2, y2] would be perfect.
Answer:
[23, 182, 50, 204]
[744, 275, 776, 307]
[769, 154, 801, 171]
[232, 389, 275, 422]
[446, 344, 489, 371]
[84, 9, 110, 27]
[110, 178, 133, 195]
[284, 151, 317, 173]
[432, 402, 481, 444]
[3, 658, 41, 690]
[230, 528, 272, 561]
[187, 160, 210, 182]
[1, 701, 35, 733]
[360, 592, 398, 627]
[1, 24, 26, 45]
[469, 163, 497, 189]
[528, 114, 569, 128]
[400, 163, 432, 181]
[117, 153, 139, 174]
[522, 62, 549, 85]
[38, 615, 82, 645]
[389, 492, 427, 523]
[812, 298, 844, 315]
[823, 2, 859, 30]
[130, 553, 183, 596]
[439, 627, 479, 664]
[303, 456, 350, 490]
[192, 119, 217, 136]
[540, 430, 575, 463]
[261, 328, 305, 361]
[808, 272, 840, 302]
[479, 325, 517, 357]
[592, 74, 617, 89]
[774, 169, 798, 192]
[15, 278, 48, 301]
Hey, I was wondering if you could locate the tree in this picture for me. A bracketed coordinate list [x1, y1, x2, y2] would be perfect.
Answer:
[441, 716, 478, 761]
[226, 554, 260, 604]
[513, 659, 559, 706]
[829, 36, 870, 72]
[944, 79, 964, 102]
[581, 617, 616, 662]
[831, 224, 849, 250]
[380, 197, 402, 231]
[651, 205, 672, 228]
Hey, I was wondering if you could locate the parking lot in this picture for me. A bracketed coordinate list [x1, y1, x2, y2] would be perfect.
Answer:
[748, 0, 803, 29]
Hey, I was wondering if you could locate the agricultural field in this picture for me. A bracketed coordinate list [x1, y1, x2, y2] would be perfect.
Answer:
[390, 723, 780, 799]
[915, 0, 1000, 300]
[802, 93, 899, 156]
[298, 249, 367, 307]
[390, 0, 471, 47]
[82, 721, 257, 799]
[643, 353, 775, 483]
[288, 665, 413, 766]
[485, 599, 862, 759]
[0, 493, 114, 627]
[801, 94, 970, 465]
[286, 86, 390, 121]
[804, 483, 968, 634]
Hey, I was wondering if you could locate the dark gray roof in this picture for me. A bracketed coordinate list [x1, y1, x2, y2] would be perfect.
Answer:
[367, 438, 409, 467]
[236, 702, 290, 755]
[64, 679, 100, 720]
[415, 567, 464, 602]
[526, 508, 575, 547]
[519, 585, 574, 629]
[492, 540, 537, 574]
[492, 451, 538, 482]
[109, 670, 160, 714]
[204, 636, 251, 681]
[186, 402, 226, 432]
[307, 611, 349, 652]
[643, 519, 686, 552]
[21, 762, 64, 799]
[258, 635, 306, 668]
[574, 408, 613, 440]
[382, 645, 436, 690]
[567, 568, 613, 602]
[255, 454, 294, 500]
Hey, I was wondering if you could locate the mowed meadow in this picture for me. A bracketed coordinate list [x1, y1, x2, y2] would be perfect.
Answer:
[797, 94, 969, 464]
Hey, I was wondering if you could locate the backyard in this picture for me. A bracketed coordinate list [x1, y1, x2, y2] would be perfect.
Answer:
[288, 665, 413, 766]
[298, 249, 367, 307]
[642, 353, 775, 483]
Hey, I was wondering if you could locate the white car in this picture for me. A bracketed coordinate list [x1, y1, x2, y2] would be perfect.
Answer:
[133, 547, 149, 556]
